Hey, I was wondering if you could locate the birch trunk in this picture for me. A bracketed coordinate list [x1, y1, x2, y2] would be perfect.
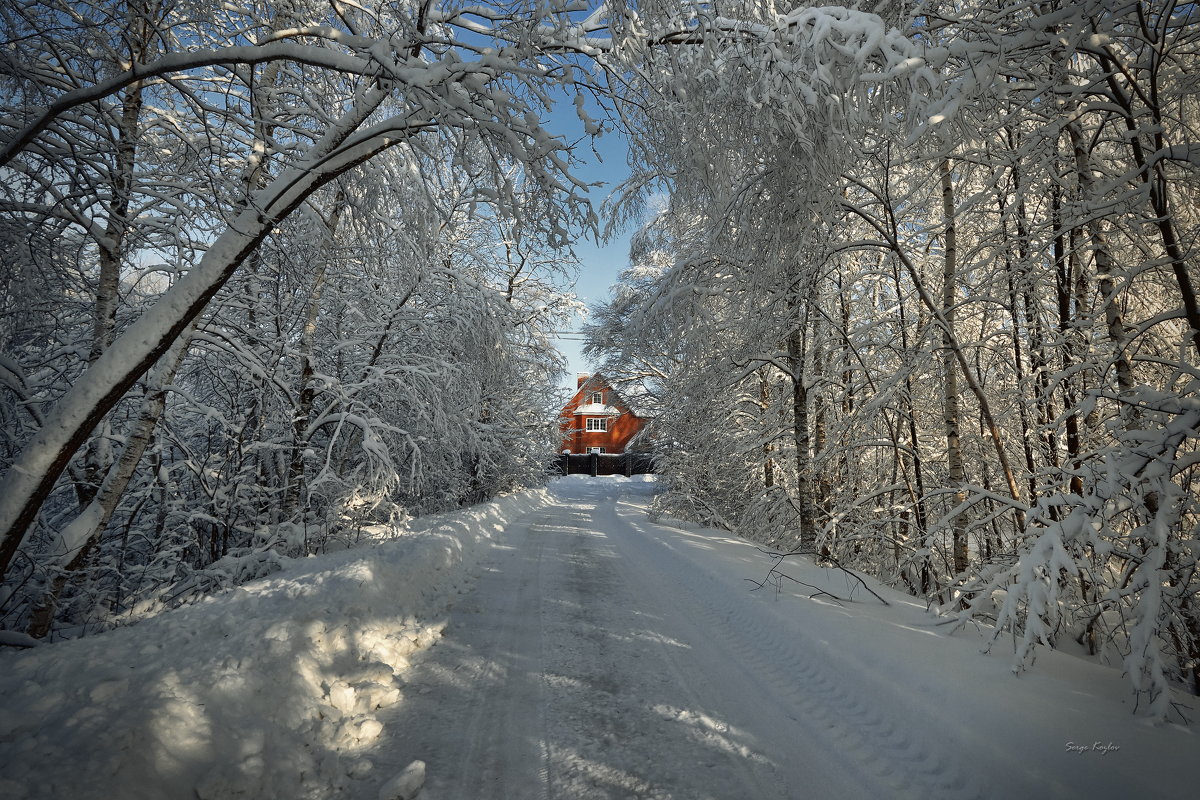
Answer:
[760, 373, 775, 488]
[0, 86, 419, 581]
[940, 159, 968, 575]
[77, 3, 157, 510]
[787, 321, 817, 554]
[25, 334, 191, 636]
[282, 190, 348, 523]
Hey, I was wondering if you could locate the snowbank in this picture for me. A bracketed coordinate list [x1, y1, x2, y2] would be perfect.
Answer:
[0, 488, 550, 800]
[553, 473, 657, 484]
[610, 499, 1197, 798]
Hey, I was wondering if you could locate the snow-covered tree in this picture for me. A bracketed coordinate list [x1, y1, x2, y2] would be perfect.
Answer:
[1, 0, 594, 633]
[590, 0, 1199, 713]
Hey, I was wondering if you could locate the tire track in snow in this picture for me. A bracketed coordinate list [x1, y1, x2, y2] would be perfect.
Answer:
[380, 510, 554, 800]
[553, 505, 790, 800]
[461, 513, 553, 800]
[610, 501, 985, 800]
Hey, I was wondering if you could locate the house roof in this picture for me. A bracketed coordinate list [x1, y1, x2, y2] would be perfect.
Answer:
[562, 372, 648, 420]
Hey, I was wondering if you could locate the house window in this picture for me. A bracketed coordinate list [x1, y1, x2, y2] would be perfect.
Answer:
[587, 446, 606, 454]
[585, 417, 607, 432]
[589, 391, 603, 405]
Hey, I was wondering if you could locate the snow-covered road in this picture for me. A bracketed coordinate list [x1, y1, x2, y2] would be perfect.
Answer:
[375, 478, 882, 799]
[2, 477, 1192, 799]
[369, 478, 1193, 800]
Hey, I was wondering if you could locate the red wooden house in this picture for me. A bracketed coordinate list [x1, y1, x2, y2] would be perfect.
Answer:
[559, 373, 646, 455]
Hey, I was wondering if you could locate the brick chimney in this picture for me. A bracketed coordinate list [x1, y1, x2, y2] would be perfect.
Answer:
[576, 373, 590, 388]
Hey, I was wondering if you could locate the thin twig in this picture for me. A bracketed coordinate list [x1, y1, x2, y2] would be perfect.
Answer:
[748, 550, 847, 605]
[753, 546, 890, 606]
[823, 555, 891, 606]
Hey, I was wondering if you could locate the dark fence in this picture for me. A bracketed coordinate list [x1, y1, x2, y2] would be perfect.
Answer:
[554, 452, 655, 477]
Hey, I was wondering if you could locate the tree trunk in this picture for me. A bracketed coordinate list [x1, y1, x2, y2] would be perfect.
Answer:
[1089, 47, 1200, 361]
[889, 256, 931, 591]
[1065, 120, 1136, 400]
[787, 323, 817, 554]
[0, 85, 414, 582]
[940, 159, 969, 576]
[77, 4, 156, 510]
[1001, 209, 1040, 505]
[25, 333, 191, 637]
[759, 372, 775, 488]
[1053, 181, 1087, 497]
[282, 189, 347, 523]
[88, 80, 145, 363]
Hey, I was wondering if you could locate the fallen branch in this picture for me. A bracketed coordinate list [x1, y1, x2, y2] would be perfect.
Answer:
[745, 572, 845, 605]
[823, 555, 891, 606]
[751, 547, 890, 606]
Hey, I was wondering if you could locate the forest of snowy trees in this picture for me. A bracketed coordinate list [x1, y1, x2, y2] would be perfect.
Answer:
[0, 0, 596, 638]
[586, 0, 1200, 716]
[1, 0, 1197, 719]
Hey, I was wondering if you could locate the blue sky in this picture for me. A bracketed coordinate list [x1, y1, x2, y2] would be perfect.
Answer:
[542, 89, 636, 394]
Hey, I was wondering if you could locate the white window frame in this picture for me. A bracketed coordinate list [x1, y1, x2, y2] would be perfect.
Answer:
[585, 417, 607, 432]
[589, 391, 603, 405]
[587, 446, 606, 454]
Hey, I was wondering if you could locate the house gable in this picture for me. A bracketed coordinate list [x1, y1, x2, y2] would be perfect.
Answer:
[558, 373, 646, 455]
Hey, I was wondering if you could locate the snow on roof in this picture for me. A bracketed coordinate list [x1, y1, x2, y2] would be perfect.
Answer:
[573, 403, 618, 415]
[563, 372, 653, 420]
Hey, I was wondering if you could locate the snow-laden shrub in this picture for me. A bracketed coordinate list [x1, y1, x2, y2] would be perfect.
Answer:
[950, 395, 1200, 719]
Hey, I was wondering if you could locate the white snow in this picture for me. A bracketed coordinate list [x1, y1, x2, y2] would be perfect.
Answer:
[572, 402, 617, 414]
[1, 477, 1192, 799]
[376, 760, 425, 800]
[0, 489, 550, 800]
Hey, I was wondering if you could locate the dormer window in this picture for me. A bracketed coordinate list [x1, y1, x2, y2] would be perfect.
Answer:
[589, 391, 603, 405]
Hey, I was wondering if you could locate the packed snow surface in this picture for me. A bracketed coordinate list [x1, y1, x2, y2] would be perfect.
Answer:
[1, 477, 1192, 798]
